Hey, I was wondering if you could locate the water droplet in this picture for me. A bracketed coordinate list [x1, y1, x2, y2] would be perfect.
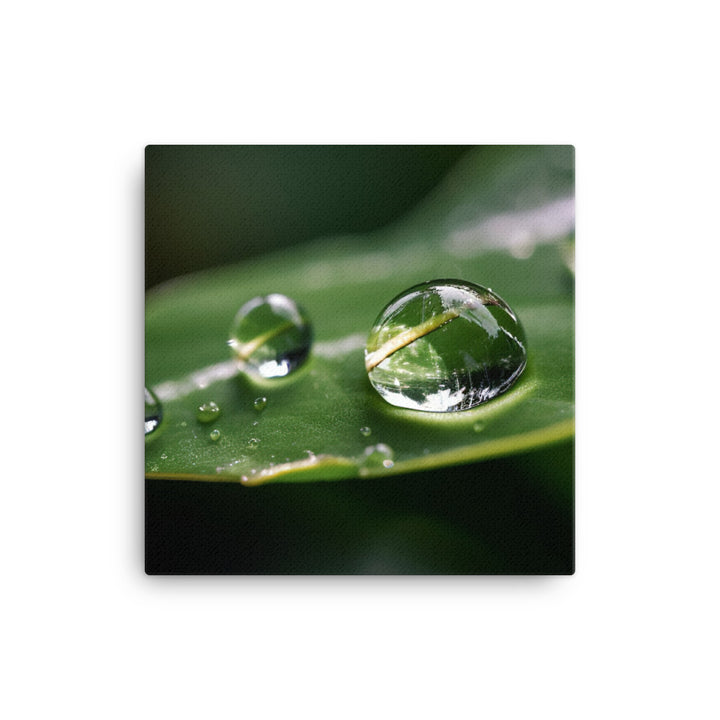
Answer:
[160, 452, 168, 460]
[196, 401, 221, 423]
[365, 279, 527, 412]
[247, 437, 260, 449]
[253, 396, 267, 412]
[252, 421, 259, 426]
[228, 293, 313, 378]
[210, 429, 221, 441]
[144, 387, 163, 436]
[473, 421, 485, 433]
[360, 426, 372, 437]
[360, 443, 395, 474]
[150, 463, 159, 472]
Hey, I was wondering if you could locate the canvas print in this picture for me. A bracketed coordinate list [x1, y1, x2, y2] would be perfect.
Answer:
[145, 145, 574, 574]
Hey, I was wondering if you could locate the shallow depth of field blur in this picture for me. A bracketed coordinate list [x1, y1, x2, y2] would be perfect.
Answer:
[145, 145, 574, 574]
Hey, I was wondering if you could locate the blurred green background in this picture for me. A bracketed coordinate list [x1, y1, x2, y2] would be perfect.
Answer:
[145, 145, 573, 574]
[146, 145, 471, 290]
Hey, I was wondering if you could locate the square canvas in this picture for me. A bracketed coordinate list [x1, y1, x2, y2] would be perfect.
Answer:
[145, 145, 574, 574]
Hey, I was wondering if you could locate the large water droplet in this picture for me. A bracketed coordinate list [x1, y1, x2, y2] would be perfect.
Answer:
[145, 387, 163, 436]
[196, 401, 221, 423]
[228, 293, 312, 378]
[365, 279, 527, 412]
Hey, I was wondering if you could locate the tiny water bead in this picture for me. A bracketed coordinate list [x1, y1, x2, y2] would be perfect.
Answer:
[197, 401, 221, 423]
[144, 387, 163, 436]
[360, 426, 372, 437]
[365, 279, 527, 412]
[247, 437, 260, 449]
[210, 429, 221, 442]
[228, 293, 313, 378]
[360, 443, 395, 474]
[253, 396, 267, 412]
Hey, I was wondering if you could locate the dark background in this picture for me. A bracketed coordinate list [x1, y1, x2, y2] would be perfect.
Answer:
[146, 442, 573, 574]
[146, 145, 471, 289]
[145, 145, 574, 574]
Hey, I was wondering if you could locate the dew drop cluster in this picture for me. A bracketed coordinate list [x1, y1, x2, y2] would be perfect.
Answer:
[148, 280, 529, 480]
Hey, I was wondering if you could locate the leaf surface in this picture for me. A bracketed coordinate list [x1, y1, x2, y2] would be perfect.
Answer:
[145, 146, 574, 484]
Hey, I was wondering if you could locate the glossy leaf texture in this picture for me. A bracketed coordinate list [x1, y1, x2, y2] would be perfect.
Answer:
[145, 146, 574, 484]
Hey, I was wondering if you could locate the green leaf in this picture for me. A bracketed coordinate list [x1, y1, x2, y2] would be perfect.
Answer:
[145, 146, 574, 484]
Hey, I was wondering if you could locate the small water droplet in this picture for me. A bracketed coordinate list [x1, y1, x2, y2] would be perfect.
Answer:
[365, 279, 527, 412]
[360, 443, 395, 475]
[473, 421, 485, 433]
[160, 452, 168, 460]
[145, 387, 163, 436]
[196, 401, 221, 423]
[252, 421, 259, 426]
[247, 438, 260, 449]
[150, 463, 159, 472]
[360, 426, 372, 437]
[180, 421, 187, 427]
[210, 429, 221, 441]
[228, 293, 313, 378]
[253, 396, 267, 412]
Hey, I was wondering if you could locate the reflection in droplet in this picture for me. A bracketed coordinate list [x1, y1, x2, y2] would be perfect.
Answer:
[228, 293, 313, 378]
[145, 387, 163, 436]
[196, 401, 221, 423]
[365, 279, 527, 412]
